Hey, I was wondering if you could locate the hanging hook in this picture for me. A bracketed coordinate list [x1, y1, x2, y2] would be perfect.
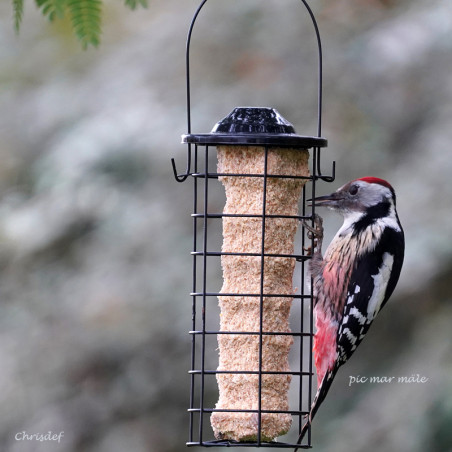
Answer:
[171, 144, 192, 183]
[299, 0, 335, 184]
[300, 0, 323, 139]
[315, 147, 336, 182]
[171, 0, 207, 184]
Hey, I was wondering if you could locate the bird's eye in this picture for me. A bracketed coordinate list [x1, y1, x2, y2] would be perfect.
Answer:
[349, 185, 359, 196]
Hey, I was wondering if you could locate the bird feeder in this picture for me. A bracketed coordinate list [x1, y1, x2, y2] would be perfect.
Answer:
[171, 0, 335, 448]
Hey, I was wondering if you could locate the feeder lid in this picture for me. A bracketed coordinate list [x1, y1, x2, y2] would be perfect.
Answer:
[213, 107, 296, 134]
[182, 107, 327, 148]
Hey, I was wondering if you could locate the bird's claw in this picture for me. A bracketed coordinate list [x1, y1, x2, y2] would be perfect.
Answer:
[302, 214, 324, 255]
[303, 245, 313, 256]
[303, 213, 323, 238]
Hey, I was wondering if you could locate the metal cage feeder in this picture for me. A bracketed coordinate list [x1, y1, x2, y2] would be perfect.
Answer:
[172, 0, 335, 448]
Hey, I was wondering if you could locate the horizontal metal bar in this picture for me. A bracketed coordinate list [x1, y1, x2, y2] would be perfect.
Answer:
[187, 440, 311, 448]
[192, 171, 313, 180]
[187, 408, 309, 415]
[189, 330, 312, 337]
[191, 251, 309, 261]
[190, 292, 311, 299]
[192, 212, 311, 220]
[188, 370, 313, 376]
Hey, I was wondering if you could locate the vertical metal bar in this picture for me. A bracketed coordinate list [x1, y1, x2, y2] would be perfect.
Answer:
[257, 146, 270, 445]
[189, 149, 196, 443]
[307, 150, 318, 447]
[299, 182, 307, 433]
[189, 145, 199, 444]
[199, 145, 209, 444]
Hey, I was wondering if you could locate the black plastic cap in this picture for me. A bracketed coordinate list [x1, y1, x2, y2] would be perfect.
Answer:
[182, 106, 327, 148]
[211, 107, 296, 134]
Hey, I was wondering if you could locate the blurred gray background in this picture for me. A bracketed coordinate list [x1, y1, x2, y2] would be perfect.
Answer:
[0, 0, 451, 451]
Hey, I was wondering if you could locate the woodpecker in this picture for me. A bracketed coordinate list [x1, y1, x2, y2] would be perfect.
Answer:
[295, 177, 404, 450]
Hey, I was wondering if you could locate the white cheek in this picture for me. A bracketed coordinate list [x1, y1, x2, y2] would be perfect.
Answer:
[338, 211, 365, 235]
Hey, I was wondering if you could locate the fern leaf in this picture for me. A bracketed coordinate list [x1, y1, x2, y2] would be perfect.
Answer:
[68, 0, 102, 49]
[13, 0, 25, 32]
[124, 0, 148, 10]
[35, 0, 68, 22]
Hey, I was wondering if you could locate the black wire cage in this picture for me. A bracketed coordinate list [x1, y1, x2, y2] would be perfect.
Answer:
[172, 0, 335, 448]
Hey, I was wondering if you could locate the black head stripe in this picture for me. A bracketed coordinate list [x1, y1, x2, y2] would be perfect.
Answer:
[352, 201, 391, 235]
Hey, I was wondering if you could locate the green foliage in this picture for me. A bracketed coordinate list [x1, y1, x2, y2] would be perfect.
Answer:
[68, 0, 103, 49]
[124, 0, 148, 10]
[13, 0, 24, 32]
[36, 0, 67, 21]
[13, 0, 148, 49]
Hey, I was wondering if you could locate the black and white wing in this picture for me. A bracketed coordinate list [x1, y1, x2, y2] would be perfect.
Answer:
[336, 227, 405, 365]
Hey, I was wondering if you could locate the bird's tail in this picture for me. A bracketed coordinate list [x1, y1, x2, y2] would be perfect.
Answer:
[293, 367, 338, 452]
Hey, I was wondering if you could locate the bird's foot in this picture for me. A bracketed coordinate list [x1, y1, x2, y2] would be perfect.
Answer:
[302, 214, 324, 255]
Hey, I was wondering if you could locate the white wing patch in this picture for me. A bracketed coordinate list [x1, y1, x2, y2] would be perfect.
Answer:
[346, 285, 361, 305]
[349, 306, 367, 325]
[366, 252, 394, 320]
[342, 327, 357, 344]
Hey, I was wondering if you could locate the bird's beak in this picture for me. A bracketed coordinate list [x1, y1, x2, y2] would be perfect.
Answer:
[307, 192, 343, 208]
